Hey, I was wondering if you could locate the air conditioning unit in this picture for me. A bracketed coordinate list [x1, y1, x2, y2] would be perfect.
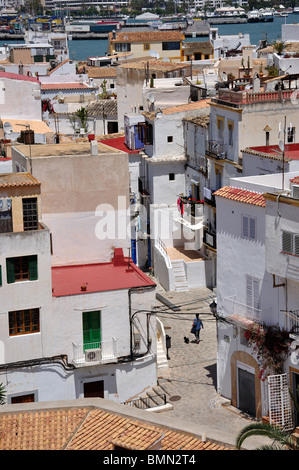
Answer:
[85, 348, 101, 362]
[292, 185, 299, 200]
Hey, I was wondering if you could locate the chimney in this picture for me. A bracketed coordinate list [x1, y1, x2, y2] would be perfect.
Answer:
[90, 140, 98, 156]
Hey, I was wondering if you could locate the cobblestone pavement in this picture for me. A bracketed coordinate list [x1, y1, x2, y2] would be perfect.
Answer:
[154, 283, 272, 450]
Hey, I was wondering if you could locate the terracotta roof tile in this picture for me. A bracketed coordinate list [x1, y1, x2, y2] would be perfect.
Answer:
[109, 30, 184, 43]
[0, 405, 233, 450]
[290, 176, 299, 184]
[214, 186, 266, 207]
[41, 83, 93, 90]
[0, 172, 40, 188]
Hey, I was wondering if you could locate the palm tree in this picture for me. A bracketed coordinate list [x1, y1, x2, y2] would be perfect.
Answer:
[236, 385, 299, 450]
[236, 422, 299, 450]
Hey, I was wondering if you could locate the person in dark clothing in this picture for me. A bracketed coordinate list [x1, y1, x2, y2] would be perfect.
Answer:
[192, 313, 204, 344]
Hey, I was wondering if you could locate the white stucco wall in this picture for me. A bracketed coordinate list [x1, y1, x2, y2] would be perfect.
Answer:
[0, 76, 42, 121]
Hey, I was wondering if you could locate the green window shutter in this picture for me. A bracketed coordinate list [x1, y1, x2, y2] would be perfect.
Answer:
[28, 255, 38, 281]
[6, 258, 15, 284]
[83, 311, 101, 348]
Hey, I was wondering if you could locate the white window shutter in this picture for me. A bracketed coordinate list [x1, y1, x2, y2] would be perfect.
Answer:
[246, 274, 253, 307]
[249, 217, 256, 240]
[242, 215, 248, 239]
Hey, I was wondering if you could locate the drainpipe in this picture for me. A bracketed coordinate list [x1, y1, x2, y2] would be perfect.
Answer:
[128, 285, 156, 362]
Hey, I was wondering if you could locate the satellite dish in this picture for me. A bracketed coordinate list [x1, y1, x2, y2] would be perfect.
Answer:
[58, 92, 64, 100]
[149, 49, 160, 59]
[279, 140, 285, 151]
[3, 122, 13, 134]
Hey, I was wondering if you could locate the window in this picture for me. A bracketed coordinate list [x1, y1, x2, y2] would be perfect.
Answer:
[11, 394, 35, 403]
[9, 308, 40, 336]
[288, 126, 295, 143]
[246, 274, 261, 313]
[228, 123, 233, 146]
[138, 122, 153, 145]
[6, 255, 38, 284]
[169, 173, 175, 181]
[83, 311, 101, 349]
[23, 197, 38, 231]
[115, 43, 131, 52]
[242, 215, 256, 241]
[282, 230, 299, 256]
[162, 42, 180, 51]
[167, 136, 173, 143]
[143, 43, 150, 51]
[266, 131, 270, 146]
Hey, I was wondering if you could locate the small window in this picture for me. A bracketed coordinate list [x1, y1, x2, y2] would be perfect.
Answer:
[110, 83, 115, 89]
[6, 255, 38, 284]
[169, 173, 175, 181]
[242, 215, 256, 241]
[288, 126, 295, 143]
[143, 43, 150, 51]
[228, 123, 233, 146]
[167, 136, 173, 143]
[9, 308, 40, 336]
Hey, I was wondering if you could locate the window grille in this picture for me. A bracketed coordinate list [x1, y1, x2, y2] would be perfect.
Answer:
[23, 197, 38, 231]
[268, 373, 294, 432]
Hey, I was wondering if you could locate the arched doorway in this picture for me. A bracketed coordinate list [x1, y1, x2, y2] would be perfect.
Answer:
[231, 351, 262, 419]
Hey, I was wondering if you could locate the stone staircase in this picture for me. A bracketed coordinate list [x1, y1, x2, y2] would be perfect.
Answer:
[171, 259, 188, 292]
[124, 383, 172, 411]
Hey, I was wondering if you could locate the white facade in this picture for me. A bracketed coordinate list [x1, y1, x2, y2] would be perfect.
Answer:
[0, 72, 42, 121]
[215, 172, 299, 421]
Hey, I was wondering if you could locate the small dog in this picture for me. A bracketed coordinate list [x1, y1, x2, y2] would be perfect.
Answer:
[184, 336, 189, 344]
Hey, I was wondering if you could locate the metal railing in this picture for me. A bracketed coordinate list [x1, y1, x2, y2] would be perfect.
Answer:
[222, 295, 262, 324]
[156, 237, 172, 268]
[72, 337, 117, 364]
[124, 393, 167, 410]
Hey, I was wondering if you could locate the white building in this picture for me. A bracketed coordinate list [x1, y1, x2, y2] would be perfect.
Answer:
[215, 172, 299, 426]
[0, 141, 161, 405]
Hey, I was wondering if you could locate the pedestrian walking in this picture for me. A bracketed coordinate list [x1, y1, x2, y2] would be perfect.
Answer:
[191, 313, 204, 344]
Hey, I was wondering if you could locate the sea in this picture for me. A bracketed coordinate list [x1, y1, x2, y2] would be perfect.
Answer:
[0, 15, 296, 61]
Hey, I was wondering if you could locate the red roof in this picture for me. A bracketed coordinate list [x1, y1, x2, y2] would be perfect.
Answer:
[98, 136, 142, 154]
[0, 71, 39, 83]
[51, 249, 155, 297]
[290, 176, 299, 184]
[247, 143, 299, 161]
[214, 186, 266, 207]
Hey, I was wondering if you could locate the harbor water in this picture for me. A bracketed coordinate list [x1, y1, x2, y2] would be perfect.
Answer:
[66, 15, 295, 61]
[0, 15, 295, 61]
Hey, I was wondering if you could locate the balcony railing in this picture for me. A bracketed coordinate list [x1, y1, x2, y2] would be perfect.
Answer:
[212, 88, 295, 108]
[206, 140, 227, 159]
[222, 296, 262, 324]
[72, 338, 117, 365]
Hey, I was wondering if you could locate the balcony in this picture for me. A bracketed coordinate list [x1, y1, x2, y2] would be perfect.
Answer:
[222, 295, 262, 324]
[72, 338, 117, 365]
[206, 140, 227, 160]
[212, 88, 294, 109]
